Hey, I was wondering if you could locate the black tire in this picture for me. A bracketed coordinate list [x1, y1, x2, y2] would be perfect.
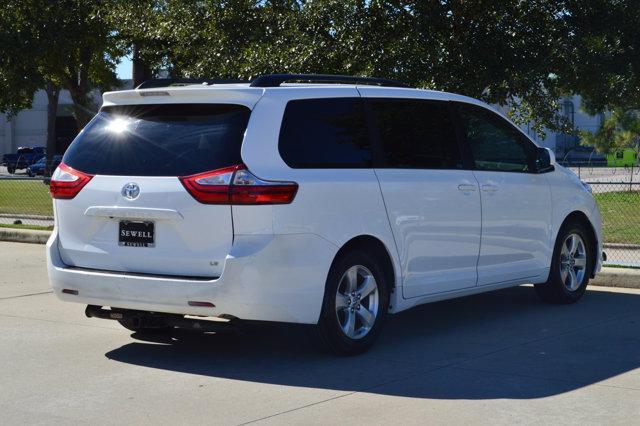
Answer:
[316, 249, 390, 356]
[535, 220, 592, 304]
[7, 166, 15, 174]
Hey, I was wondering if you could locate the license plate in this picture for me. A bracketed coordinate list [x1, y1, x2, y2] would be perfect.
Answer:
[119, 221, 155, 247]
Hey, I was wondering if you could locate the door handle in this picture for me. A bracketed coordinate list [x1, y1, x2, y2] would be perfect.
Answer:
[481, 184, 499, 192]
[458, 184, 477, 192]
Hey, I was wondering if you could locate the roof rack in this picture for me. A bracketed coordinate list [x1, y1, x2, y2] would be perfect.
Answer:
[136, 78, 249, 89]
[135, 74, 410, 90]
[249, 74, 410, 88]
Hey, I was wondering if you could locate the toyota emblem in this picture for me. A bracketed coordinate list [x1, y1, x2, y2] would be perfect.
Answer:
[121, 183, 140, 200]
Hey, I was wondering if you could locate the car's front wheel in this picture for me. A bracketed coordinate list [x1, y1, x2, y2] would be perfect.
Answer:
[535, 220, 593, 304]
[317, 249, 390, 355]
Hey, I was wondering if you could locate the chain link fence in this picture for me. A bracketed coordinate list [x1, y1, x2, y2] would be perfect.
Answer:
[0, 158, 59, 230]
[575, 165, 640, 267]
[1, 164, 639, 266]
[0, 174, 54, 230]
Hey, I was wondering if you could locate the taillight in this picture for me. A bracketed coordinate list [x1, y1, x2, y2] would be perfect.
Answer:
[179, 165, 238, 204]
[50, 163, 93, 199]
[179, 164, 298, 205]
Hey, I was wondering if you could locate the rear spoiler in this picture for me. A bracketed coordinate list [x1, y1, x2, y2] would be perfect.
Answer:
[102, 86, 264, 109]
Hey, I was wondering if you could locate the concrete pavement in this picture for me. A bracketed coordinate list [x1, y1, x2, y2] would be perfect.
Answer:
[1, 241, 640, 425]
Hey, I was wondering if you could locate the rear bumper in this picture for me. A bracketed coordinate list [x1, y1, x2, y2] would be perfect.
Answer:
[47, 230, 337, 324]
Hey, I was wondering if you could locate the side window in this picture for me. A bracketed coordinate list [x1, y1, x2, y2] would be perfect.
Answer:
[370, 99, 461, 169]
[278, 98, 371, 168]
[457, 103, 534, 172]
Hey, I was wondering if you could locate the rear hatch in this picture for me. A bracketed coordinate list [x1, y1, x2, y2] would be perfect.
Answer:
[54, 103, 251, 278]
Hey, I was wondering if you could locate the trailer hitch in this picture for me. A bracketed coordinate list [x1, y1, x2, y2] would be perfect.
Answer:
[85, 305, 243, 334]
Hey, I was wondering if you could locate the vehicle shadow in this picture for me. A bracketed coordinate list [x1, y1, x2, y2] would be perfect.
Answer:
[105, 286, 640, 399]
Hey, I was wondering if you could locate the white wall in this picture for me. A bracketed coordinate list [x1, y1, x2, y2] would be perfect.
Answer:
[0, 84, 128, 156]
[0, 90, 72, 154]
[495, 95, 602, 154]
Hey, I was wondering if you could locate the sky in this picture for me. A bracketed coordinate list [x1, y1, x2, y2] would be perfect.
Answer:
[116, 56, 133, 80]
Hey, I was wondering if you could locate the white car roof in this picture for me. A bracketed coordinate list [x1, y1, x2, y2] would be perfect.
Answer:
[102, 83, 490, 111]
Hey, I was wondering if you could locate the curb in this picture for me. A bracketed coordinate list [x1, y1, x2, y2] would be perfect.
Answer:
[0, 228, 51, 244]
[0, 228, 638, 288]
[591, 267, 640, 289]
[603, 243, 640, 250]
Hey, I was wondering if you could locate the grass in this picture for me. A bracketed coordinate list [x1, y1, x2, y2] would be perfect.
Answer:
[0, 223, 53, 231]
[594, 191, 640, 245]
[0, 180, 53, 217]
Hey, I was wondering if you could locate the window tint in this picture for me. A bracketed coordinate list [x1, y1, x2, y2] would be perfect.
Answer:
[457, 104, 533, 172]
[278, 98, 371, 168]
[63, 104, 250, 176]
[370, 99, 461, 169]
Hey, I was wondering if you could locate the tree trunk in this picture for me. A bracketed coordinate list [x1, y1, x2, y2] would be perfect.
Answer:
[132, 44, 153, 88]
[65, 49, 97, 130]
[44, 83, 60, 177]
[66, 85, 95, 129]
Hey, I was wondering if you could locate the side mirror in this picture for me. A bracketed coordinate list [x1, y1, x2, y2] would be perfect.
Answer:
[545, 147, 556, 165]
[535, 147, 555, 173]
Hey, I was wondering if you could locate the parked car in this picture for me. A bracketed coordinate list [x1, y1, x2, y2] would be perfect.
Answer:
[606, 148, 638, 167]
[47, 74, 603, 355]
[26, 155, 62, 177]
[3, 146, 46, 174]
[558, 146, 608, 167]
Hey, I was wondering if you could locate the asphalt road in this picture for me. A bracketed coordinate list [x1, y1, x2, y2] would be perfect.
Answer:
[1, 241, 640, 425]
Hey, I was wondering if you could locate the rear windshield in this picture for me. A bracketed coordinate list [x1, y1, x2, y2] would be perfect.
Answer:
[63, 104, 250, 176]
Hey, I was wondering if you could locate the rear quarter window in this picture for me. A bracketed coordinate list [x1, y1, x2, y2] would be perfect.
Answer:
[63, 104, 250, 176]
[369, 98, 462, 169]
[278, 98, 372, 168]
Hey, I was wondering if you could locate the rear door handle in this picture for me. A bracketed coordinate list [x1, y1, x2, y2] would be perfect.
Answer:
[481, 184, 499, 193]
[458, 184, 477, 192]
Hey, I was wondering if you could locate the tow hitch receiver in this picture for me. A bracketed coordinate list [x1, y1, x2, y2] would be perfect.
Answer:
[85, 305, 242, 334]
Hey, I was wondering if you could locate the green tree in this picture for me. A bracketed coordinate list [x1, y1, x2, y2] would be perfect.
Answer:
[580, 109, 640, 154]
[107, 0, 173, 86]
[0, 0, 120, 169]
[558, 0, 640, 153]
[561, 0, 640, 113]
[151, 0, 576, 135]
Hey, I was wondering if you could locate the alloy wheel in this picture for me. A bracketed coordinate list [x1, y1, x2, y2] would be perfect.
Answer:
[560, 233, 587, 291]
[335, 265, 379, 339]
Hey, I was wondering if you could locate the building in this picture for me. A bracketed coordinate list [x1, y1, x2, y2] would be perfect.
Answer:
[497, 95, 604, 163]
[0, 82, 132, 157]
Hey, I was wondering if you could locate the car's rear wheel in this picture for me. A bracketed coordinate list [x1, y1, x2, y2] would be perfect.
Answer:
[317, 250, 390, 355]
[535, 221, 592, 304]
[7, 166, 15, 174]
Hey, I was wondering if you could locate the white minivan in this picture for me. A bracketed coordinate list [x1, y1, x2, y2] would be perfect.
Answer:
[47, 74, 602, 355]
